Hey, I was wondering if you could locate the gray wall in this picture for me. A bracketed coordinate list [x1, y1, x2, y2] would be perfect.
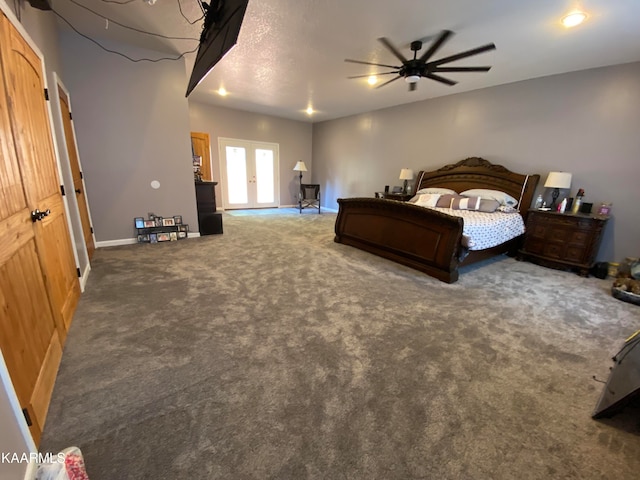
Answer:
[313, 62, 640, 263]
[188, 102, 313, 207]
[58, 33, 198, 241]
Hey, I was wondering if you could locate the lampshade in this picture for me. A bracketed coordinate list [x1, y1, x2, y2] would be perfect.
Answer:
[399, 168, 414, 180]
[293, 161, 307, 172]
[544, 171, 572, 189]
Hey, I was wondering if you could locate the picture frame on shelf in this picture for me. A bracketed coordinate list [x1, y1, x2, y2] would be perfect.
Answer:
[178, 231, 187, 239]
[144, 220, 155, 228]
[170, 232, 178, 241]
[155, 216, 163, 226]
[157, 232, 170, 242]
[134, 217, 144, 229]
[148, 213, 155, 221]
[179, 224, 189, 232]
[150, 233, 158, 243]
[137, 234, 150, 243]
[163, 218, 176, 227]
[173, 215, 182, 224]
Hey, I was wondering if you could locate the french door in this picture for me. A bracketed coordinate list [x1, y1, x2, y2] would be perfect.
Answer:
[219, 138, 279, 209]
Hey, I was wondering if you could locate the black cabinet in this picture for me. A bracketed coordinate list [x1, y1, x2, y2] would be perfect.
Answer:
[195, 181, 223, 235]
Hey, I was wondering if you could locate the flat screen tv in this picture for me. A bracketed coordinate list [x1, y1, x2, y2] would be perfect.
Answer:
[186, 0, 250, 97]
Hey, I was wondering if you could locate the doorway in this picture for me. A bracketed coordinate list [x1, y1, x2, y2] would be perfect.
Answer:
[219, 138, 279, 209]
[191, 132, 212, 181]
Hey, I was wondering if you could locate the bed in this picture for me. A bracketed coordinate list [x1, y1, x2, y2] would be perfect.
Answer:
[334, 157, 540, 283]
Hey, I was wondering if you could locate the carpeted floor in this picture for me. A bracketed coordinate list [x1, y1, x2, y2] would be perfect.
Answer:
[40, 211, 640, 479]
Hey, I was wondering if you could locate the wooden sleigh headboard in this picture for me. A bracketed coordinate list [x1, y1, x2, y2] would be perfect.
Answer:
[414, 157, 540, 216]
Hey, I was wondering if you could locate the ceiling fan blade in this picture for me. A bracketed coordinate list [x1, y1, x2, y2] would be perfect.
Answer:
[347, 71, 400, 79]
[378, 37, 408, 63]
[428, 43, 496, 67]
[425, 73, 457, 86]
[345, 58, 401, 69]
[433, 66, 492, 72]
[375, 75, 402, 89]
[418, 29, 453, 62]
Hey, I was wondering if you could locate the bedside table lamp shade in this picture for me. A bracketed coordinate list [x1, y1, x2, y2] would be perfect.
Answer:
[544, 171, 572, 209]
[399, 168, 414, 194]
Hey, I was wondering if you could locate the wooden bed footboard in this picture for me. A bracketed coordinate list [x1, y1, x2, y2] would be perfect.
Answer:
[334, 198, 465, 283]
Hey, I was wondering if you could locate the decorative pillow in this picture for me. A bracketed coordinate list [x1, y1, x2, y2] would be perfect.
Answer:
[436, 194, 484, 210]
[460, 189, 519, 207]
[478, 198, 501, 213]
[409, 193, 441, 207]
[415, 187, 457, 196]
[436, 194, 461, 208]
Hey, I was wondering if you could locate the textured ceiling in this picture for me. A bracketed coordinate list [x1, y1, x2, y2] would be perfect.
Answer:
[50, 0, 640, 122]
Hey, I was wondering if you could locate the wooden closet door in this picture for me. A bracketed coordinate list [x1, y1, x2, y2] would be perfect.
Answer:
[0, 13, 80, 444]
[58, 86, 95, 260]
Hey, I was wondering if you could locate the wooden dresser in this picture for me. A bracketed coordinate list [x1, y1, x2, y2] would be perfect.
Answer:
[518, 210, 608, 276]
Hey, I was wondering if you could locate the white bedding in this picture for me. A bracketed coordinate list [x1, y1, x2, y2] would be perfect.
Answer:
[428, 207, 525, 250]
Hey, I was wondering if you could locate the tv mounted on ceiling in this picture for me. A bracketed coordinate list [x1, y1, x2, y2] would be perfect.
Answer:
[185, 0, 250, 97]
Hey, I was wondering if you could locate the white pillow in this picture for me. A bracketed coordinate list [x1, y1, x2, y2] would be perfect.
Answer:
[460, 189, 518, 207]
[409, 193, 441, 207]
[415, 187, 457, 195]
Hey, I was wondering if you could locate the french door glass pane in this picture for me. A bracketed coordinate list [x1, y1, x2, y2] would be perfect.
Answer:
[255, 148, 274, 204]
[226, 146, 247, 204]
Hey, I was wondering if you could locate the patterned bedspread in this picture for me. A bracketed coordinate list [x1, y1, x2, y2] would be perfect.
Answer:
[428, 207, 525, 250]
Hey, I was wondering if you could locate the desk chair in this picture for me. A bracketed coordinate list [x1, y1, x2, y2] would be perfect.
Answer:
[299, 183, 321, 213]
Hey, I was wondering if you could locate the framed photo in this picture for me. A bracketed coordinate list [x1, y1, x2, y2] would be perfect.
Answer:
[134, 217, 144, 229]
[162, 218, 175, 227]
[178, 231, 187, 239]
[392, 186, 403, 193]
[173, 215, 182, 224]
[143, 220, 155, 228]
[150, 233, 158, 243]
[169, 231, 178, 241]
[155, 217, 163, 227]
[137, 234, 149, 243]
[157, 232, 170, 242]
[179, 224, 189, 232]
[148, 213, 155, 221]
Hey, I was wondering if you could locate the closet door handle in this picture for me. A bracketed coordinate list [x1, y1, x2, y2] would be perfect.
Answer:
[75, 188, 82, 194]
[30, 209, 50, 222]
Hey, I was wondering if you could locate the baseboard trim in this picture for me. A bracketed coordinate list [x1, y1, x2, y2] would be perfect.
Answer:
[96, 234, 200, 247]
[95, 238, 137, 248]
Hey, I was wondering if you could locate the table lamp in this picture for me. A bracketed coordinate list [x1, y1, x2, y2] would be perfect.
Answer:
[399, 168, 414, 194]
[544, 171, 572, 209]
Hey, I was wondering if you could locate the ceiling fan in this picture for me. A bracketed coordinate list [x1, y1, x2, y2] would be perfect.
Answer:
[345, 30, 496, 91]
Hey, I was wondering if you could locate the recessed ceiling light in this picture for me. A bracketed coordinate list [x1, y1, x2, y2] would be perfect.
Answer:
[306, 106, 314, 115]
[562, 11, 587, 28]
[218, 87, 227, 96]
[367, 75, 377, 86]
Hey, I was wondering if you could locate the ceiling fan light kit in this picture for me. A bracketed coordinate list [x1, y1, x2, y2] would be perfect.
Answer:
[345, 30, 496, 92]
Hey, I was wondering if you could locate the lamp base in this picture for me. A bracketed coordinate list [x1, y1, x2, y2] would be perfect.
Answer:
[549, 188, 560, 210]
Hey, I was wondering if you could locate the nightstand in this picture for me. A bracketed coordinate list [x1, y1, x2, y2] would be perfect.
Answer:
[518, 210, 608, 276]
[380, 192, 413, 201]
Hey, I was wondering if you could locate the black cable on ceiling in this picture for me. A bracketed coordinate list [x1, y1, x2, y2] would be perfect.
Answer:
[52, 9, 199, 62]
[99, 0, 137, 4]
[66, 0, 200, 41]
[178, 0, 205, 25]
